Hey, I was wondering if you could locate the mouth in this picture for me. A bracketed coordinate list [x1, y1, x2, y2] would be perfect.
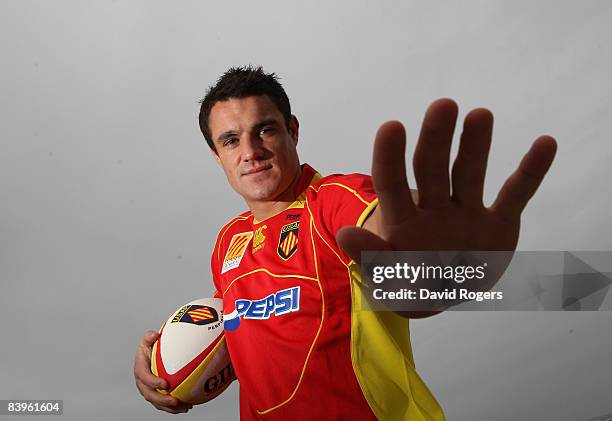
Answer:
[242, 164, 273, 176]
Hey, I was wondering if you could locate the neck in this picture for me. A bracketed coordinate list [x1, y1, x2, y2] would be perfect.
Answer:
[248, 166, 303, 222]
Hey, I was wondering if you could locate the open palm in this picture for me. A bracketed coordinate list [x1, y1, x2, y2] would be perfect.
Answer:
[338, 98, 557, 261]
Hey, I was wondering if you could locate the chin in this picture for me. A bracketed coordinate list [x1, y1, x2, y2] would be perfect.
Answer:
[242, 179, 282, 200]
[241, 185, 277, 202]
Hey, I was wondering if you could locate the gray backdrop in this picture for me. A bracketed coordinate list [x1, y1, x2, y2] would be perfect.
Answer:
[1, 1, 611, 420]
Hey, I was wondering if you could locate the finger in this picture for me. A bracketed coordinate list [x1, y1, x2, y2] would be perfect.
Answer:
[153, 398, 192, 413]
[141, 330, 159, 347]
[451, 108, 494, 206]
[140, 331, 159, 361]
[492, 135, 557, 221]
[152, 400, 192, 414]
[337, 226, 392, 264]
[413, 98, 458, 208]
[134, 339, 168, 390]
[137, 379, 193, 411]
[134, 357, 168, 390]
[155, 406, 190, 414]
[371, 120, 416, 225]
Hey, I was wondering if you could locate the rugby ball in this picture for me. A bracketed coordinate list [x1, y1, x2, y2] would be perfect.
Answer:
[151, 297, 234, 404]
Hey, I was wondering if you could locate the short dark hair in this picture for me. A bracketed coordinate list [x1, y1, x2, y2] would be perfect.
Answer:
[198, 65, 292, 152]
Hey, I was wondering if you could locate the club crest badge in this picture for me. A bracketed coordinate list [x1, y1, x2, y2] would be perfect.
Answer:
[171, 305, 219, 325]
[222, 232, 253, 273]
[277, 221, 299, 260]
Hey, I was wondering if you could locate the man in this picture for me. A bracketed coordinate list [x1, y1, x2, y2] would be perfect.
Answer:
[134, 66, 556, 419]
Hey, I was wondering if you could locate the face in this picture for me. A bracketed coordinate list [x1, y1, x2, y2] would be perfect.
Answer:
[208, 95, 300, 207]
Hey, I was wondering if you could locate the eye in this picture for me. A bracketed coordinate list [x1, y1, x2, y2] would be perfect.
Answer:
[223, 137, 238, 147]
[259, 127, 276, 136]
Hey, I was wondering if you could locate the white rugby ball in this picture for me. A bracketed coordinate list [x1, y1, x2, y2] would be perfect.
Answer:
[151, 297, 234, 404]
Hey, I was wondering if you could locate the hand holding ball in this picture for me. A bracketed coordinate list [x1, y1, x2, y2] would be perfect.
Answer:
[151, 298, 234, 404]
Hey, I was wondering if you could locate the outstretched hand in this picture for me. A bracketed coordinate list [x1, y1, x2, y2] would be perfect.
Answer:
[337, 98, 557, 266]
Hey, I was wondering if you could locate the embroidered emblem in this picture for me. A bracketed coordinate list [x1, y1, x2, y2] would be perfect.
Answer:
[277, 221, 300, 260]
[253, 225, 267, 254]
[222, 232, 253, 273]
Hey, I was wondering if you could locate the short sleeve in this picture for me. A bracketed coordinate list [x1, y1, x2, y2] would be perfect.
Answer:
[306, 172, 378, 238]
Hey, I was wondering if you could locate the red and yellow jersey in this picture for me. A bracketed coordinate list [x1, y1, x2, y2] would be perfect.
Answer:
[211, 164, 445, 420]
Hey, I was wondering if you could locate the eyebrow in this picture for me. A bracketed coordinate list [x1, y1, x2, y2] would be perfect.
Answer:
[252, 118, 280, 132]
[216, 130, 238, 145]
[215, 118, 281, 144]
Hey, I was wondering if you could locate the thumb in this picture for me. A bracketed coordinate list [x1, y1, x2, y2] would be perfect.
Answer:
[336, 226, 392, 264]
[140, 331, 160, 361]
[144, 330, 160, 346]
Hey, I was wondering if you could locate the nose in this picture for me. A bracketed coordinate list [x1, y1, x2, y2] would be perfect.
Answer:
[241, 133, 265, 162]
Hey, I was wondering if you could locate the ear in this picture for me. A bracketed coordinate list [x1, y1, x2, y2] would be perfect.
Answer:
[289, 115, 299, 146]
